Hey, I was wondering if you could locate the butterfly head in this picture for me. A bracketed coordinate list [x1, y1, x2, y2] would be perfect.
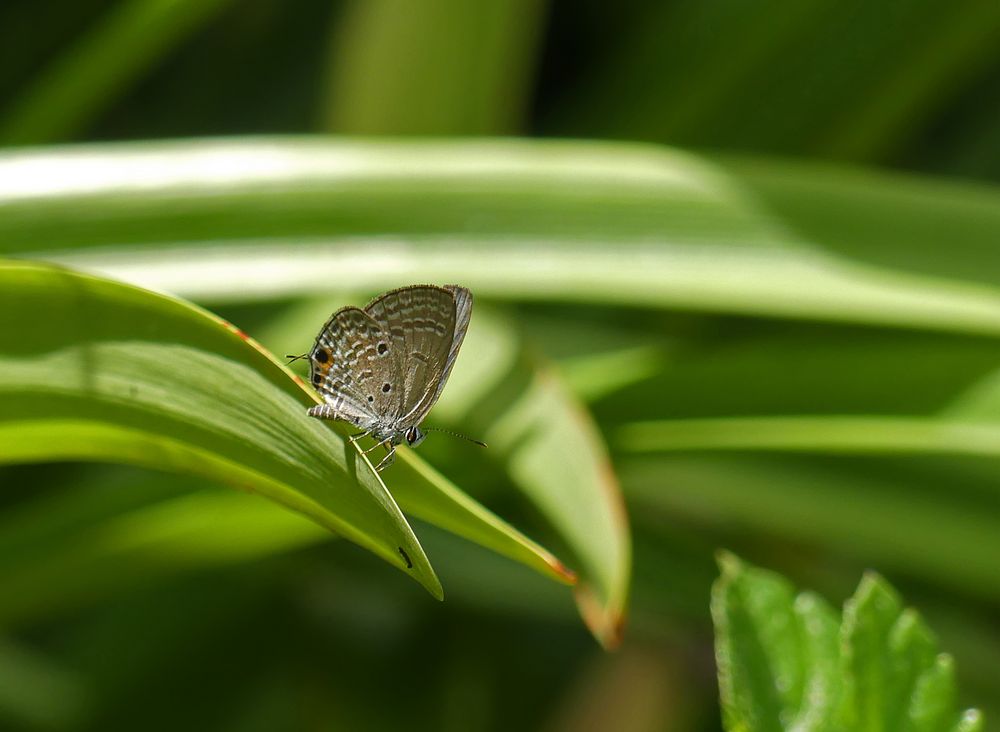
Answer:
[404, 425, 426, 447]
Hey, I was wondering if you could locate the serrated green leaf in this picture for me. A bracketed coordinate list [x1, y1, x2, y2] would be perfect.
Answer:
[791, 591, 843, 731]
[712, 552, 841, 732]
[910, 654, 957, 732]
[838, 573, 982, 732]
[713, 557, 983, 732]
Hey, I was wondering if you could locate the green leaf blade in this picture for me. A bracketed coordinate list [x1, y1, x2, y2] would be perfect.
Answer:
[713, 557, 983, 732]
[431, 310, 630, 646]
[713, 552, 839, 732]
[7, 138, 1000, 340]
[840, 573, 982, 732]
[0, 260, 441, 595]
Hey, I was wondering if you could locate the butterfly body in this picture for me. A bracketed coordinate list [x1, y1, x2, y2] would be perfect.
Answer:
[305, 284, 473, 470]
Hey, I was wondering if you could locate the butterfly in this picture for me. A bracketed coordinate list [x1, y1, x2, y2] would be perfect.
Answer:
[296, 285, 476, 470]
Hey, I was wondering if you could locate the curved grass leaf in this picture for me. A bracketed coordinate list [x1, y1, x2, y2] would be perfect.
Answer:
[716, 155, 1000, 290]
[0, 259, 441, 596]
[0, 483, 329, 627]
[617, 415, 1000, 457]
[325, 0, 545, 135]
[543, 0, 1000, 164]
[0, 464, 575, 631]
[592, 322, 1000, 425]
[0, 637, 87, 730]
[713, 554, 982, 732]
[438, 311, 630, 647]
[624, 454, 1000, 602]
[4, 138, 1000, 338]
[377, 449, 577, 593]
[0, 260, 573, 599]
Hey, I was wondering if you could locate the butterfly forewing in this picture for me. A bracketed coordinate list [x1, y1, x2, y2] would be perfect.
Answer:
[364, 285, 467, 427]
[431, 285, 472, 408]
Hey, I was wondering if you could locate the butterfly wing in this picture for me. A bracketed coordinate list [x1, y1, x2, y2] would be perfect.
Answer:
[426, 285, 472, 411]
[363, 285, 471, 428]
[309, 306, 396, 430]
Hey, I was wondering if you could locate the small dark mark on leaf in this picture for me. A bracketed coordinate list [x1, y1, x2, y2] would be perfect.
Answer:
[398, 547, 412, 569]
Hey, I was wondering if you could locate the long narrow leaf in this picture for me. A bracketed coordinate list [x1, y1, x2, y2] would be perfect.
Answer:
[618, 415, 1000, 457]
[4, 139, 1000, 337]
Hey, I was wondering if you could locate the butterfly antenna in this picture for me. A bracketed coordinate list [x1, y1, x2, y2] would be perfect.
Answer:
[285, 353, 308, 363]
[423, 428, 487, 448]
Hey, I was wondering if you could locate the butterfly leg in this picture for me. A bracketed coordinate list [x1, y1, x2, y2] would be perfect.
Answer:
[374, 445, 396, 472]
[348, 429, 373, 446]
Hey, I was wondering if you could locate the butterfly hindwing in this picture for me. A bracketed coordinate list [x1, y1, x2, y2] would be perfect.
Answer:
[310, 306, 398, 429]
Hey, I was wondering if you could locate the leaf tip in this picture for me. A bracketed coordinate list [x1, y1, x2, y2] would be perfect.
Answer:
[715, 549, 743, 578]
[574, 582, 627, 650]
[849, 570, 902, 617]
[549, 556, 579, 585]
[426, 576, 445, 602]
[958, 709, 984, 732]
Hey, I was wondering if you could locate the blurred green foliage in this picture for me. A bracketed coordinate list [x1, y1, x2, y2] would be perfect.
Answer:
[1, 0, 1000, 730]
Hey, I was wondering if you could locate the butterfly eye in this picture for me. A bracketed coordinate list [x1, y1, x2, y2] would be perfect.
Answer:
[314, 349, 329, 363]
[377, 342, 389, 356]
[405, 426, 425, 447]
